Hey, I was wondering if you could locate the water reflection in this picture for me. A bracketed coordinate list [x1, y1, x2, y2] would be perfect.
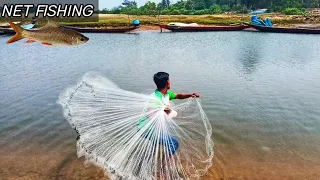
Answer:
[239, 44, 261, 75]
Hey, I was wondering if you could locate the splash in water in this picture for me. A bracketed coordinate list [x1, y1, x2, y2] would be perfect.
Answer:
[58, 73, 214, 180]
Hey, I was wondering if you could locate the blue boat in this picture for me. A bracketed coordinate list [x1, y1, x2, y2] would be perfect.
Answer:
[246, 23, 320, 34]
[249, 9, 268, 15]
[21, 24, 35, 30]
[0, 23, 36, 35]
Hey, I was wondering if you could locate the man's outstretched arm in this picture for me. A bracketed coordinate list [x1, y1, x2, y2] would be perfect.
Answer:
[175, 93, 200, 100]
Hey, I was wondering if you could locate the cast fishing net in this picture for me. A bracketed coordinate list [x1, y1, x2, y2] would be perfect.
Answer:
[58, 73, 214, 180]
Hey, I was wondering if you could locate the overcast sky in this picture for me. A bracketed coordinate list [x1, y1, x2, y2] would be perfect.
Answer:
[99, 0, 176, 9]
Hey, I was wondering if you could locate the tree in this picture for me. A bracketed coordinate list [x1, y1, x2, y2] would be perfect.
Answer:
[157, 3, 163, 11]
[123, 6, 138, 15]
[172, 0, 187, 9]
[314, 0, 319, 8]
[185, 0, 194, 10]
[210, 4, 222, 13]
[142, 1, 157, 16]
[232, 3, 244, 13]
[192, 0, 206, 10]
[122, 0, 137, 8]
[221, 4, 230, 11]
[204, 0, 216, 8]
[167, 0, 171, 6]
[104, 0, 318, 15]
[284, 0, 303, 8]
[162, 0, 170, 8]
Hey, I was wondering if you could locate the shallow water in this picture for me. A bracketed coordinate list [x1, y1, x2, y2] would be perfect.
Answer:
[1, 31, 320, 179]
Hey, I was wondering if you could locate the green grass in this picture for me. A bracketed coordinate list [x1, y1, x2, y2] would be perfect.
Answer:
[98, 14, 250, 26]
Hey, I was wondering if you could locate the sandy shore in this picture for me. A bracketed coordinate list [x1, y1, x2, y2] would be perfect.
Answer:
[1, 143, 320, 180]
[133, 25, 164, 31]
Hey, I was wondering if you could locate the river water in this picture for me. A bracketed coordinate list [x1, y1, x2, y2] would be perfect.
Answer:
[1, 31, 320, 179]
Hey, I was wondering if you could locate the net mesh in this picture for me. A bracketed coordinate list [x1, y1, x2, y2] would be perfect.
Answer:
[58, 73, 214, 180]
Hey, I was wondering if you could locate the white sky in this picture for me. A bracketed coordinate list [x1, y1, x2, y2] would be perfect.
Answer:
[99, 0, 177, 9]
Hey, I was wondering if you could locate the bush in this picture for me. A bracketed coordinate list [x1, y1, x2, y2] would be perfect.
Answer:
[162, 9, 171, 15]
[283, 8, 307, 15]
[221, 5, 230, 12]
[210, 4, 222, 14]
[270, 6, 284, 13]
[180, 8, 190, 15]
[171, 9, 182, 15]
[232, 4, 245, 13]
[194, 9, 210, 15]
[188, 11, 196, 15]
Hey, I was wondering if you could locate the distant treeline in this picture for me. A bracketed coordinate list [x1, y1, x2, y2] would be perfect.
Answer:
[100, 0, 320, 15]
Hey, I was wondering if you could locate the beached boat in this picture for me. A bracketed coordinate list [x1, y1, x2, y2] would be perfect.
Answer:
[0, 27, 14, 35]
[154, 22, 248, 32]
[1, 25, 137, 36]
[0, 22, 21, 28]
[61, 25, 138, 33]
[0, 23, 36, 35]
[246, 23, 320, 34]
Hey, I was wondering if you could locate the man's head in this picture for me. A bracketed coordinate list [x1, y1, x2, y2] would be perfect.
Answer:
[153, 72, 171, 90]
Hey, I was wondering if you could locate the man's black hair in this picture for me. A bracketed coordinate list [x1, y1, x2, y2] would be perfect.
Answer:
[153, 72, 169, 90]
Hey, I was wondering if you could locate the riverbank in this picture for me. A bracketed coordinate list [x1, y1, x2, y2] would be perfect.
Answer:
[1, 14, 320, 31]
[60, 14, 320, 29]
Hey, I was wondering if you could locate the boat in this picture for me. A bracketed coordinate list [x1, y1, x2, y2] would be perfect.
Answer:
[0, 23, 36, 35]
[249, 9, 268, 15]
[0, 27, 14, 35]
[60, 25, 139, 33]
[153, 22, 248, 32]
[21, 24, 36, 30]
[61, 19, 141, 33]
[1, 25, 138, 35]
[246, 23, 320, 34]
[2, 18, 139, 34]
[0, 21, 21, 28]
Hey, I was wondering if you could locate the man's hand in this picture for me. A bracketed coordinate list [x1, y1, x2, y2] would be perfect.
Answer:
[164, 104, 172, 114]
[164, 104, 171, 110]
[176, 93, 200, 99]
[192, 93, 200, 98]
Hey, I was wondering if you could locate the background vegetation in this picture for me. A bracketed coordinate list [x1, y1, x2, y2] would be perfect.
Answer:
[2, 1, 319, 27]
[100, 0, 319, 15]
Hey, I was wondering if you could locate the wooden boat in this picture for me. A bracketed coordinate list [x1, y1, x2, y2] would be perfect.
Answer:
[154, 22, 248, 32]
[0, 22, 21, 28]
[0, 27, 14, 35]
[60, 25, 138, 33]
[246, 23, 320, 34]
[0, 23, 36, 35]
[1, 25, 138, 35]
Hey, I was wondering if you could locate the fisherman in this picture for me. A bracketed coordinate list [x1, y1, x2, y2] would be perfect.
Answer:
[137, 72, 200, 156]
[152, 72, 200, 118]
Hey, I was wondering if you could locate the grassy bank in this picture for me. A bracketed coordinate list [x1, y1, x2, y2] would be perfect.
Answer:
[2, 14, 320, 28]
[62, 14, 320, 27]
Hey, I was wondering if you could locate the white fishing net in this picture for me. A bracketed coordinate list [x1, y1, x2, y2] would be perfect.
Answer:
[58, 73, 214, 180]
